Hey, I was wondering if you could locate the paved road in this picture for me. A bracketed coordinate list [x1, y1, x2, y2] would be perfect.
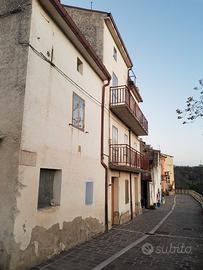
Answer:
[31, 195, 203, 270]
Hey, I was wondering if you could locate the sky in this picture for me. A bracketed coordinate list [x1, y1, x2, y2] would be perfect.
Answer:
[62, 0, 203, 166]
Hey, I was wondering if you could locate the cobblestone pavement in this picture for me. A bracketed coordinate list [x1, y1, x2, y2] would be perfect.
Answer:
[30, 195, 203, 270]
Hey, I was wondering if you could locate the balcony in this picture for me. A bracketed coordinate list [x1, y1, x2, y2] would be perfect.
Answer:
[109, 144, 149, 173]
[128, 70, 143, 103]
[110, 86, 148, 136]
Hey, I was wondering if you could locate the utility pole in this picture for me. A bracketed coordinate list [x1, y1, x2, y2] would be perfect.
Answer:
[91, 1, 93, 10]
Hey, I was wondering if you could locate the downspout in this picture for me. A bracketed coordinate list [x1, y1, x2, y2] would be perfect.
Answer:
[128, 68, 133, 220]
[101, 80, 110, 232]
[129, 129, 133, 220]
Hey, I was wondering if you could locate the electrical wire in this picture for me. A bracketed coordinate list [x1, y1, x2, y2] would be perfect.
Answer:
[20, 42, 130, 127]
[23, 43, 103, 106]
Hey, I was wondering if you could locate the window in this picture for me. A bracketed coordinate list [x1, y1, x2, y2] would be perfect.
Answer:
[112, 126, 118, 163]
[125, 180, 129, 204]
[112, 73, 118, 103]
[113, 47, 117, 61]
[77, 57, 83, 74]
[85, 181, 94, 205]
[112, 125, 118, 144]
[112, 72, 118, 87]
[37, 169, 62, 209]
[72, 92, 85, 130]
[124, 134, 128, 163]
[124, 134, 128, 144]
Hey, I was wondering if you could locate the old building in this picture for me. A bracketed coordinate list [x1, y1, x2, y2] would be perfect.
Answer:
[0, 1, 152, 269]
[140, 142, 162, 208]
[160, 154, 175, 192]
[165, 154, 175, 191]
[0, 0, 111, 269]
[160, 153, 167, 192]
[64, 5, 149, 226]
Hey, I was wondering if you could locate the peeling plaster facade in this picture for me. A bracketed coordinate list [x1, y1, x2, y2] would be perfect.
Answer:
[0, 0, 32, 269]
[0, 1, 107, 269]
[1, 1, 149, 269]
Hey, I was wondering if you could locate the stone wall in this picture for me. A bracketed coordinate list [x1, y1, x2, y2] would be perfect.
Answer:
[64, 6, 105, 60]
[0, 0, 32, 268]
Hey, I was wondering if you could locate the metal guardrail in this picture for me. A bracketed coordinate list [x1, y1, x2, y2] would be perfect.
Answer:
[175, 189, 203, 208]
[110, 86, 148, 133]
[109, 144, 149, 171]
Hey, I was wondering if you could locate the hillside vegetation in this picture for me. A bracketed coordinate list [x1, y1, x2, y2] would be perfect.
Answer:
[174, 165, 203, 195]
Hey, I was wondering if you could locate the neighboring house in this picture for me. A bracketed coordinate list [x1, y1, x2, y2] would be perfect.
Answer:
[149, 150, 162, 206]
[140, 142, 162, 208]
[160, 153, 175, 192]
[161, 154, 168, 192]
[0, 1, 110, 269]
[165, 154, 175, 190]
[64, 5, 149, 226]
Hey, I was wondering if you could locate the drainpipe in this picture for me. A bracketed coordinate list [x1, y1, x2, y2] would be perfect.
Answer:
[101, 80, 110, 232]
[129, 129, 133, 220]
[127, 69, 133, 220]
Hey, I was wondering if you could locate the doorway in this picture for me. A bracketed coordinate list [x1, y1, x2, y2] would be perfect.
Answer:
[111, 177, 119, 225]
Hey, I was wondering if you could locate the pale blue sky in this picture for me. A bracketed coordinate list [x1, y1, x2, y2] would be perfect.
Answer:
[62, 0, 203, 166]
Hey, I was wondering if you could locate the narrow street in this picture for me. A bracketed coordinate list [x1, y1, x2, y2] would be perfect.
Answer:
[31, 195, 203, 270]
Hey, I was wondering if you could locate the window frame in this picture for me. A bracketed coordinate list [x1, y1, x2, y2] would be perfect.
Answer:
[85, 181, 94, 205]
[124, 134, 128, 144]
[113, 47, 117, 61]
[72, 92, 85, 131]
[112, 125, 118, 144]
[125, 180, 129, 204]
[37, 168, 62, 210]
[77, 57, 83, 75]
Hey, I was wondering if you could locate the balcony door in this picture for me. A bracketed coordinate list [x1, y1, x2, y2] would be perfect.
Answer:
[124, 134, 129, 165]
[111, 177, 119, 225]
[112, 72, 118, 104]
[112, 125, 118, 144]
[112, 126, 118, 163]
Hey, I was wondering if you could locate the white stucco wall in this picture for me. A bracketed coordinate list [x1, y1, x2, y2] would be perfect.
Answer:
[165, 155, 175, 187]
[102, 21, 141, 224]
[14, 0, 105, 250]
[149, 154, 162, 205]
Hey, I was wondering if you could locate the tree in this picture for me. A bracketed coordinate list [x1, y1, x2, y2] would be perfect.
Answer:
[176, 79, 203, 124]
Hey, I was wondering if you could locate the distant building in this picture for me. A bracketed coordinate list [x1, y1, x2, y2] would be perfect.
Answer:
[165, 154, 175, 190]
[140, 142, 162, 208]
[161, 154, 175, 192]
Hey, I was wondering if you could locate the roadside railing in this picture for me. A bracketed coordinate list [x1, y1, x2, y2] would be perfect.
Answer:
[175, 189, 203, 209]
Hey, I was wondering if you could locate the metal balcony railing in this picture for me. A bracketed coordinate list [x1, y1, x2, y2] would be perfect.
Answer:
[110, 86, 148, 134]
[109, 144, 149, 171]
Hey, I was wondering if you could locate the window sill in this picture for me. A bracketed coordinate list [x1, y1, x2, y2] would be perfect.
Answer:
[37, 205, 60, 213]
[69, 123, 85, 132]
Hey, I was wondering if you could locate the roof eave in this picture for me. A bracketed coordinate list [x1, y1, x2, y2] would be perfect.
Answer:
[105, 14, 133, 68]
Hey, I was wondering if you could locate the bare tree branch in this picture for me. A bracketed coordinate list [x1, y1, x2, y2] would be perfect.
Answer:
[176, 79, 203, 124]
